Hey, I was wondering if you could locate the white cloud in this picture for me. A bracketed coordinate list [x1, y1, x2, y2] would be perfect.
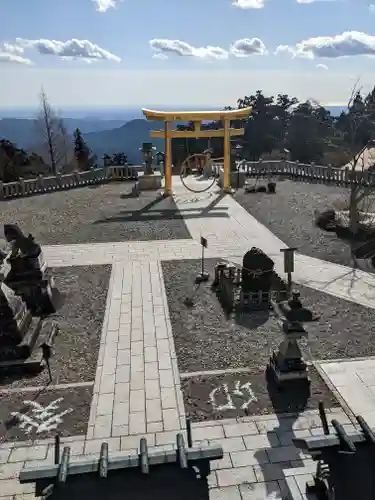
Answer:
[93, 0, 116, 12]
[0, 42, 33, 65]
[276, 31, 375, 59]
[316, 63, 328, 69]
[230, 38, 267, 56]
[16, 38, 121, 62]
[232, 0, 265, 7]
[370, 4, 375, 13]
[149, 39, 228, 59]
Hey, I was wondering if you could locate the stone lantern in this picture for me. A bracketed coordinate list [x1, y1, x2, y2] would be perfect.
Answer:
[138, 142, 162, 191]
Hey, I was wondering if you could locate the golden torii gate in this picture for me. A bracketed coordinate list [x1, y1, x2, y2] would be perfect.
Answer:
[141, 107, 251, 196]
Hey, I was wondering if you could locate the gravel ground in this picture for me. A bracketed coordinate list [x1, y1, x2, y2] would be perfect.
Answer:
[182, 368, 339, 422]
[161, 259, 284, 374]
[235, 180, 353, 267]
[0, 386, 92, 442]
[0, 265, 111, 389]
[297, 284, 375, 360]
[0, 183, 191, 245]
[162, 259, 375, 370]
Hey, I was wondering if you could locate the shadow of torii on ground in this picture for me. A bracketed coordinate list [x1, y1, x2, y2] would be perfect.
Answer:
[92, 193, 230, 225]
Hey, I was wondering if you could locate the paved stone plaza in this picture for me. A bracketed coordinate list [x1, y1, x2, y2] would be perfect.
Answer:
[2, 177, 375, 499]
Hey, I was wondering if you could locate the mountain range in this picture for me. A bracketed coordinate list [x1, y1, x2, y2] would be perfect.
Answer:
[0, 105, 346, 165]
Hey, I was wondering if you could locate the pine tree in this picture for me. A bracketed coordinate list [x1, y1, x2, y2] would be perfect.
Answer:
[73, 128, 93, 171]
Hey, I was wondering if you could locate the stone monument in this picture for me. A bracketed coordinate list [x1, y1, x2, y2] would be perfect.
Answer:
[268, 291, 315, 384]
[138, 142, 162, 191]
[0, 224, 60, 373]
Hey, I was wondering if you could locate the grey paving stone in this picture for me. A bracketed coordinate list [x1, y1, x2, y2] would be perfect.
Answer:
[96, 393, 114, 416]
[243, 432, 280, 449]
[93, 414, 112, 439]
[130, 389, 145, 413]
[147, 421, 164, 433]
[129, 413, 146, 435]
[0, 462, 25, 480]
[162, 408, 180, 431]
[239, 481, 283, 500]
[120, 433, 156, 451]
[130, 371, 145, 391]
[230, 449, 269, 467]
[216, 466, 257, 487]
[145, 362, 159, 380]
[160, 387, 177, 409]
[158, 355, 173, 371]
[99, 374, 115, 394]
[130, 354, 144, 373]
[145, 346, 158, 363]
[0, 447, 11, 464]
[9, 445, 48, 463]
[131, 328, 144, 342]
[111, 425, 129, 437]
[114, 382, 130, 403]
[0, 479, 36, 496]
[209, 486, 242, 500]
[146, 379, 161, 400]
[193, 426, 225, 441]
[224, 422, 258, 438]
[278, 429, 312, 446]
[211, 453, 233, 471]
[115, 364, 131, 384]
[159, 369, 175, 388]
[112, 402, 130, 426]
[253, 462, 290, 482]
[211, 437, 246, 453]
[146, 399, 162, 422]
[117, 349, 131, 367]
[155, 430, 187, 446]
[131, 341, 144, 356]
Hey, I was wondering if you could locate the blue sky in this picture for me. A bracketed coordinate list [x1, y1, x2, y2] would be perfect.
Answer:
[0, 0, 374, 108]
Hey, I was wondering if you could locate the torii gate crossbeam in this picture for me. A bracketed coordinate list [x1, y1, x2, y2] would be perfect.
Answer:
[141, 107, 251, 196]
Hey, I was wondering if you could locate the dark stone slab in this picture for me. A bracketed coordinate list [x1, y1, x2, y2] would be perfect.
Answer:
[181, 367, 339, 422]
[0, 385, 92, 442]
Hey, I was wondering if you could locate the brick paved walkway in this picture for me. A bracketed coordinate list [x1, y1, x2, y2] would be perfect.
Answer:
[2, 177, 375, 499]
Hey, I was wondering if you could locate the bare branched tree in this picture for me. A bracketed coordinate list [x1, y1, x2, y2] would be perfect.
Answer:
[341, 79, 375, 235]
[56, 116, 75, 172]
[35, 89, 67, 175]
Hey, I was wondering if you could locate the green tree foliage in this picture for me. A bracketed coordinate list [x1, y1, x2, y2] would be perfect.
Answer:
[73, 128, 96, 171]
[0, 140, 46, 182]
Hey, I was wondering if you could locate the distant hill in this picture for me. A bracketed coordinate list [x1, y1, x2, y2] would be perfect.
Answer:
[84, 119, 166, 164]
[0, 118, 127, 149]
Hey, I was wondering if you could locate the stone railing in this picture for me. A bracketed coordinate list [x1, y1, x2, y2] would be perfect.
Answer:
[0, 165, 138, 200]
[242, 160, 375, 186]
[212, 159, 375, 187]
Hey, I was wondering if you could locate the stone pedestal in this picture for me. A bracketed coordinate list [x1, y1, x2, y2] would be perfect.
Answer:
[218, 168, 246, 189]
[0, 283, 44, 372]
[138, 173, 162, 191]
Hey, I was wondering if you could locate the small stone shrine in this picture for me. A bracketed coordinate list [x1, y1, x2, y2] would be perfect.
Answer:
[212, 247, 287, 313]
[0, 224, 60, 373]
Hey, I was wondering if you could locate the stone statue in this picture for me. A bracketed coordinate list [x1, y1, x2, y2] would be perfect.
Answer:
[0, 224, 60, 372]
